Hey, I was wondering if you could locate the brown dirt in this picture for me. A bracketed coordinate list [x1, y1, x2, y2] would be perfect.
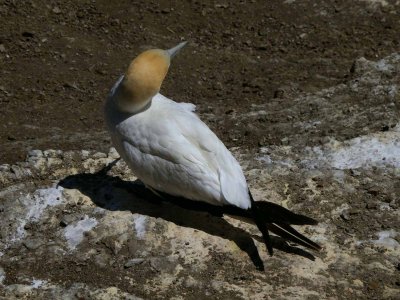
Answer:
[1, 0, 399, 164]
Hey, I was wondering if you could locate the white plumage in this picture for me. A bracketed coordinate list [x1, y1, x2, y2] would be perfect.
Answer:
[105, 86, 250, 209]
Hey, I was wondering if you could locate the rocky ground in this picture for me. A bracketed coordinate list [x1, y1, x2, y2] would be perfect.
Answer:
[1, 0, 400, 299]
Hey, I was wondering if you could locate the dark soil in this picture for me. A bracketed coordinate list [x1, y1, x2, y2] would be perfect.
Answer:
[1, 0, 399, 164]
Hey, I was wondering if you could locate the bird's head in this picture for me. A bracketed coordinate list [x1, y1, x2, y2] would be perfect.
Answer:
[115, 41, 187, 113]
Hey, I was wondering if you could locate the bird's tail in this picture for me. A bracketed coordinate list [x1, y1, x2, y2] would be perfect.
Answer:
[248, 191, 321, 256]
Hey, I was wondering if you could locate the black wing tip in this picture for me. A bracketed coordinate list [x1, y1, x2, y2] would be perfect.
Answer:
[249, 190, 322, 253]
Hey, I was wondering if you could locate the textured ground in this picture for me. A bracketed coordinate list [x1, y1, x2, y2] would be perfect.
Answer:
[1, 53, 399, 299]
[1, 0, 400, 299]
[1, 0, 400, 163]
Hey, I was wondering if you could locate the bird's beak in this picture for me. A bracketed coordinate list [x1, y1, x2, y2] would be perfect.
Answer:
[166, 41, 187, 59]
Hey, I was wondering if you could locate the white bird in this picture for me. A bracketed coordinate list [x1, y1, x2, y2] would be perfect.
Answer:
[105, 42, 321, 257]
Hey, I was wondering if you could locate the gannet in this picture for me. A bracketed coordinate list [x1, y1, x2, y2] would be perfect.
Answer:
[105, 42, 321, 256]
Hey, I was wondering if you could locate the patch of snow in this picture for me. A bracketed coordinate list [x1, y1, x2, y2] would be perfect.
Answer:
[11, 186, 64, 244]
[301, 146, 326, 169]
[64, 215, 98, 250]
[31, 279, 47, 289]
[301, 126, 400, 170]
[133, 215, 147, 240]
[26, 187, 64, 221]
[328, 134, 400, 169]
[372, 230, 399, 249]
[256, 155, 272, 165]
[376, 58, 394, 72]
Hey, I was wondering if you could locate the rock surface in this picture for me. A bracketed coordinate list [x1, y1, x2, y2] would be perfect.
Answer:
[1, 53, 400, 299]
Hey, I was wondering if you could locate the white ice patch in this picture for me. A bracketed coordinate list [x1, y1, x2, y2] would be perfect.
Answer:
[301, 126, 400, 170]
[256, 155, 272, 165]
[133, 215, 147, 239]
[31, 279, 47, 289]
[372, 230, 399, 249]
[328, 135, 400, 169]
[64, 215, 98, 250]
[11, 186, 64, 244]
[26, 187, 64, 221]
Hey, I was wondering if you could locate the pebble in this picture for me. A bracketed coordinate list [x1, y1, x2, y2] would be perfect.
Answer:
[0, 44, 6, 53]
[108, 148, 120, 159]
[274, 88, 285, 98]
[81, 150, 90, 160]
[23, 238, 44, 250]
[22, 32, 34, 38]
[366, 201, 378, 210]
[340, 210, 351, 221]
[60, 214, 76, 227]
[52, 6, 61, 14]
[92, 152, 107, 159]
[258, 28, 268, 36]
[149, 257, 164, 272]
[10, 165, 30, 179]
[62, 151, 76, 162]
[184, 276, 198, 288]
[280, 137, 289, 145]
[28, 149, 43, 158]
[299, 33, 307, 39]
[124, 258, 145, 268]
[257, 45, 268, 50]
[43, 149, 62, 158]
[352, 279, 364, 288]
[0, 164, 10, 172]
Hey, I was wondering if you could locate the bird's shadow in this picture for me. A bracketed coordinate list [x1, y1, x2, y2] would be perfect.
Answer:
[58, 160, 315, 271]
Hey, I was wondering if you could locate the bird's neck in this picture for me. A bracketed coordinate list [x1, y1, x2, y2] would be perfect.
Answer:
[113, 77, 154, 114]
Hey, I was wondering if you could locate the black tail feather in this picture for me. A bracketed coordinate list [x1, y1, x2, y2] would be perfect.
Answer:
[269, 223, 321, 251]
[249, 190, 321, 255]
[277, 223, 321, 251]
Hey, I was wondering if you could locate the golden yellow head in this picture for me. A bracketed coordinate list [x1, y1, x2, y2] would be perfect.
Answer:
[115, 41, 187, 112]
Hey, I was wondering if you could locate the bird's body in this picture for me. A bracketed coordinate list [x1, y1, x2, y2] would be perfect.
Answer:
[105, 89, 250, 209]
[105, 42, 321, 259]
